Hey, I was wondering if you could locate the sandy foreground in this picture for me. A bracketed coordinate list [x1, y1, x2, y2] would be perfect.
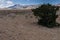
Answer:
[0, 10, 60, 40]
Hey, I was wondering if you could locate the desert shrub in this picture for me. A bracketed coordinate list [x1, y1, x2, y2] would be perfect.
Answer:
[30, 16, 33, 18]
[25, 15, 28, 19]
[32, 3, 59, 28]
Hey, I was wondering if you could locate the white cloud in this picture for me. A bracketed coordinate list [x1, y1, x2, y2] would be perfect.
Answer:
[0, 0, 14, 8]
[6, 1, 13, 5]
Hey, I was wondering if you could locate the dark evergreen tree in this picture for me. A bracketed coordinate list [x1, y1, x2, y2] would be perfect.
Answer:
[32, 3, 59, 28]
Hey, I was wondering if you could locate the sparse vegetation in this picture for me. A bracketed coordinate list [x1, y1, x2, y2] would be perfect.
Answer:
[0, 10, 30, 18]
[32, 3, 60, 28]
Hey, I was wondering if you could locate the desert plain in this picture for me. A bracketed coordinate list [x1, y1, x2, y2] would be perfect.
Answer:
[0, 9, 60, 40]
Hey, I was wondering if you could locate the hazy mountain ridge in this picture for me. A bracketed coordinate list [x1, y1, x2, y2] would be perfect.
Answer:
[8, 4, 40, 9]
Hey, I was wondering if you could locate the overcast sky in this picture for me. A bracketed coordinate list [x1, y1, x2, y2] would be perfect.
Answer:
[0, 0, 60, 8]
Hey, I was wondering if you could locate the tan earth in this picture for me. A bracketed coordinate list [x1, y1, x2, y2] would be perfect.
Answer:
[0, 9, 60, 40]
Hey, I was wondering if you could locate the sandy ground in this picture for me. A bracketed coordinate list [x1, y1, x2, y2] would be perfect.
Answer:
[0, 10, 60, 40]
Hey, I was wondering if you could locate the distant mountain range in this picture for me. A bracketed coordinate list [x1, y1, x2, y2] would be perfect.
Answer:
[8, 4, 40, 9]
[55, 4, 60, 6]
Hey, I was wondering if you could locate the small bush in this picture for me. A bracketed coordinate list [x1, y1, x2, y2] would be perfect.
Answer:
[32, 3, 60, 28]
